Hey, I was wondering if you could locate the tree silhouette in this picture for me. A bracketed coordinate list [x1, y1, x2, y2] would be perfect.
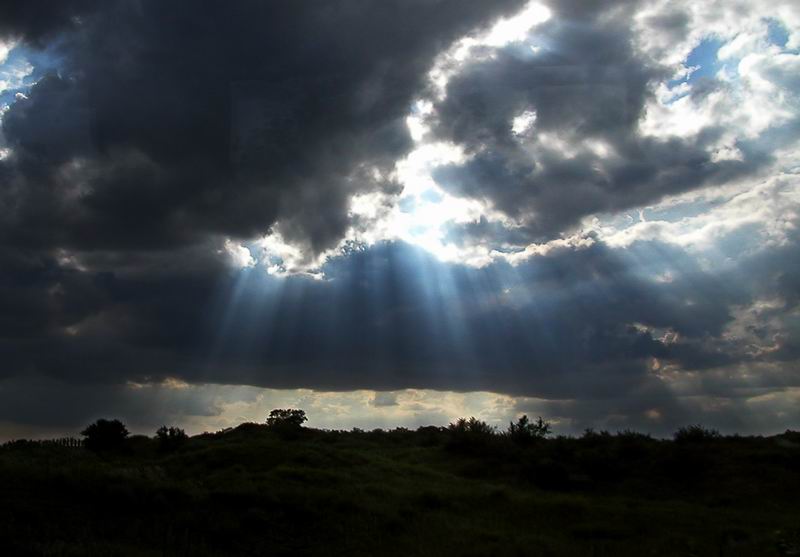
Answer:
[266, 409, 308, 429]
[507, 415, 551, 445]
[446, 417, 496, 453]
[81, 419, 129, 451]
[155, 425, 188, 452]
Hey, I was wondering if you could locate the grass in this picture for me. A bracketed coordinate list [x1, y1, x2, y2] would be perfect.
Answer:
[1, 424, 799, 556]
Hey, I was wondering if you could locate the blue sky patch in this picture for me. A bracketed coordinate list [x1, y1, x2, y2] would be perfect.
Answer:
[0, 43, 64, 109]
[766, 18, 789, 48]
[668, 37, 724, 89]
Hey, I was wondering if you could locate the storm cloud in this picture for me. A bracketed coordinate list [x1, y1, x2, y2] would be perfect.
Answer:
[0, 0, 526, 256]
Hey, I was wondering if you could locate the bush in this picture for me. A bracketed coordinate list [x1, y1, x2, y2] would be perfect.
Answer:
[446, 417, 496, 454]
[581, 428, 611, 440]
[449, 417, 495, 436]
[674, 424, 721, 444]
[615, 429, 653, 461]
[156, 425, 189, 452]
[81, 419, 129, 451]
[507, 415, 551, 446]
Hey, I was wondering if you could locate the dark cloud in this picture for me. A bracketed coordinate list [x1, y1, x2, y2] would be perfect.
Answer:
[0, 0, 526, 257]
[0, 0, 96, 45]
[0, 373, 223, 433]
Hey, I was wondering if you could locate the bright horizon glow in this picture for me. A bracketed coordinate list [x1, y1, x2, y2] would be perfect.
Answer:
[4, 375, 797, 441]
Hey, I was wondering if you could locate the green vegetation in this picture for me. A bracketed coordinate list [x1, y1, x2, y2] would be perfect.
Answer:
[1, 413, 799, 556]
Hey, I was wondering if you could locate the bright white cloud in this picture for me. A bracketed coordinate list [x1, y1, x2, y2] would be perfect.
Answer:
[482, 2, 551, 47]
[595, 172, 800, 253]
[427, 2, 551, 101]
[255, 231, 326, 279]
[223, 239, 256, 269]
[511, 109, 537, 136]
[0, 41, 13, 66]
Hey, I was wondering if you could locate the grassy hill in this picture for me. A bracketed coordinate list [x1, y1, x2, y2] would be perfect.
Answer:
[1, 421, 799, 556]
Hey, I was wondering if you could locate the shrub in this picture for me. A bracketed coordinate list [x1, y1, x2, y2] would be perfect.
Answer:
[581, 428, 611, 440]
[446, 417, 496, 454]
[449, 417, 495, 436]
[81, 419, 129, 451]
[615, 429, 653, 461]
[507, 415, 551, 445]
[674, 424, 721, 444]
[155, 425, 189, 452]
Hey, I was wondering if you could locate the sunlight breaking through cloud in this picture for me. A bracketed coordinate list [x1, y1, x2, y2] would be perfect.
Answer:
[246, 0, 800, 277]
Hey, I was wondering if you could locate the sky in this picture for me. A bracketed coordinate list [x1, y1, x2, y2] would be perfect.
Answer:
[1, 0, 799, 439]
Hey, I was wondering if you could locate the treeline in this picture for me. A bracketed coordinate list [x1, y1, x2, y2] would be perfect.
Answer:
[4, 409, 798, 471]
[1, 409, 798, 555]
[4, 410, 798, 453]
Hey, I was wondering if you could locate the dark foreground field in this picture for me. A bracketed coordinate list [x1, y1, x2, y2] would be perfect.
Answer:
[1, 422, 799, 556]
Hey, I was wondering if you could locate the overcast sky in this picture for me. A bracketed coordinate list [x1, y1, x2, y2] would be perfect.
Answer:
[1, 0, 799, 439]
